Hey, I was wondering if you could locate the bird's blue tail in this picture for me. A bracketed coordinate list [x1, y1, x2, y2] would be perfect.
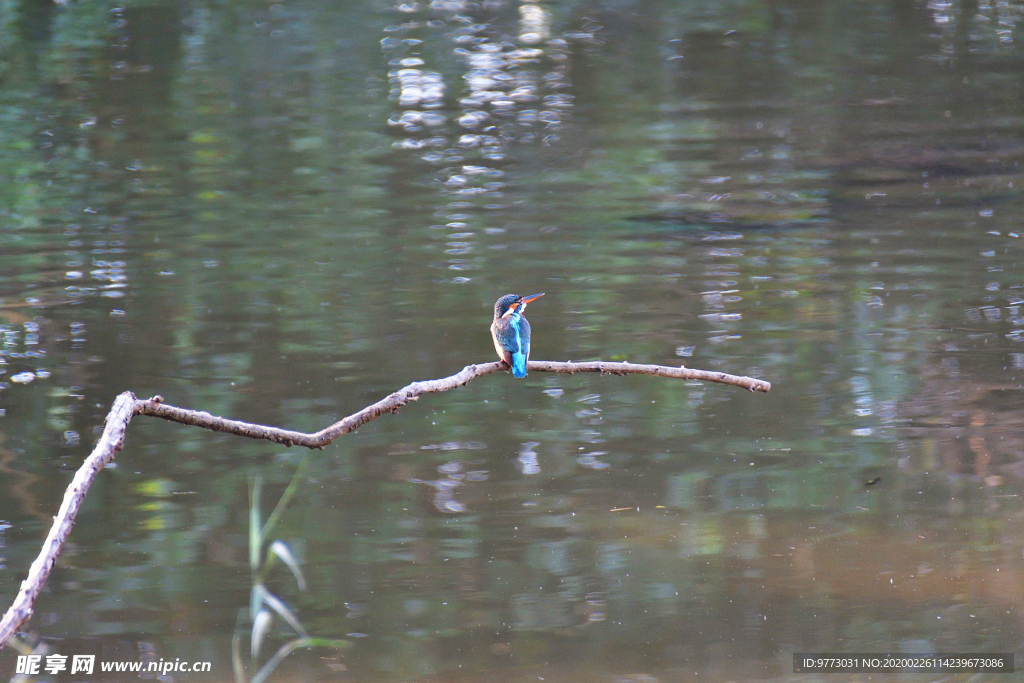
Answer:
[511, 352, 527, 378]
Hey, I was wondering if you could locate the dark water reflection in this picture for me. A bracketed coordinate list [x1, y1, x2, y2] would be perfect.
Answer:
[2, 0, 1024, 681]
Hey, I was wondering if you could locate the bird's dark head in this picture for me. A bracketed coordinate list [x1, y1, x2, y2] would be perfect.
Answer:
[494, 292, 545, 319]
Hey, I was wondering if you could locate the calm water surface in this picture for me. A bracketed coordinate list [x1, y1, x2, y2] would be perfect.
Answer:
[2, 1, 1024, 681]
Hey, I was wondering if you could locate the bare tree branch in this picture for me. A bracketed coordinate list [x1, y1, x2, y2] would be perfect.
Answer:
[135, 360, 769, 447]
[0, 359, 769, 647]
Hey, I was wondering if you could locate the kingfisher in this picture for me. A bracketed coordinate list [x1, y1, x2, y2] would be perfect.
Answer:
[490, 293, 544, 378]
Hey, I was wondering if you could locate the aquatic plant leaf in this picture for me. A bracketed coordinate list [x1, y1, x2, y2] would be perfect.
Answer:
[268, 539, 307, 591]
[251, 609, 273, 661]
[249, 637, 351, 683]
[231, 631, 247, 683]
[255, 585, 307, 637]
[250, 638, 311, 683]
[249, 478, 262, 572]
[260, 456, 310, 543]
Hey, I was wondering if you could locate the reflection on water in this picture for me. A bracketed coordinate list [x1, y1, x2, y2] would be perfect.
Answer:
[383, 0, 578, 279]
[2, 1, 1024, 681]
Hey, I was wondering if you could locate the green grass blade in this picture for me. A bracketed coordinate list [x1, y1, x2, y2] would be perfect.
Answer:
[260, 456, 309, 543]
[303, 638, 351, 649]
[249, 477, 263, 571]
[257, 585, 308, 637]
[248, 637, 350, 683]
[251, 608, 273, 662]
[267, 540, 307, 592]
[232, 631, 247, 683]
[249, 638, 312, 683]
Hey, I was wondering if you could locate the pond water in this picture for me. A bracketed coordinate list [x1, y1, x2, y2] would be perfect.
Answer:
[2, 1, 1024, 681]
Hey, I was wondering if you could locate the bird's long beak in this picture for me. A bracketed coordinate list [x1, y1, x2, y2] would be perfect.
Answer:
[520, 293, 545, 304]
